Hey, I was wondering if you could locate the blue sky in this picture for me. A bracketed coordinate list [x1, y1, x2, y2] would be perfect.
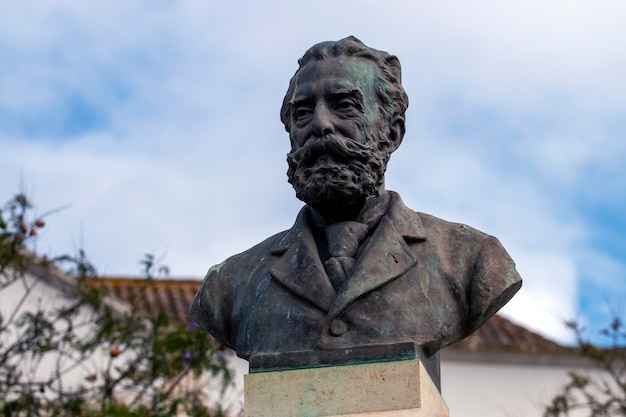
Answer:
[1, 1, 625, 346]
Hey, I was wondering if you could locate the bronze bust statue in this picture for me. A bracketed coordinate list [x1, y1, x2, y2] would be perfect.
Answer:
[191, 36, 522, 385]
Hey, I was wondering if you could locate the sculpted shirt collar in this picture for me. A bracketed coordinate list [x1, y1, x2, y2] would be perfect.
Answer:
[272, 191, 427, 255]
[308, 192, 391, 237]
[269, 191, 427, 315]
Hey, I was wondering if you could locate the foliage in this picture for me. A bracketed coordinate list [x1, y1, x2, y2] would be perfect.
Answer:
[139, 253, 170, 280]
[544, 313, 626, 417]
[0, 193, 234, 416]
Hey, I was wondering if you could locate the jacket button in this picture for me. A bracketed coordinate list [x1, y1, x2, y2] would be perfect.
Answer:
[329, 319, 347, 336]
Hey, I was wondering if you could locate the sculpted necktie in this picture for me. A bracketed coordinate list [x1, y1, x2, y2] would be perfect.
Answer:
[324, 221, 369, 291]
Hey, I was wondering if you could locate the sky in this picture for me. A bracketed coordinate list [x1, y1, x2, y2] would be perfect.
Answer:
[1, 0, 625, 346]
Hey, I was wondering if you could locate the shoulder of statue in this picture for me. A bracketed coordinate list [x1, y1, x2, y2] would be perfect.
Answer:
[412, 211, 493, 241]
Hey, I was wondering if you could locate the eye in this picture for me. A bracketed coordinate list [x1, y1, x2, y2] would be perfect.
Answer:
[333, 98, 361, 116]
[335, 99, 355, 110]
[292, 107, 312, 123]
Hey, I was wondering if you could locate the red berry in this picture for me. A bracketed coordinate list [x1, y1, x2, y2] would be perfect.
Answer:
[35, 219, 45, 228]
[110, 346, 120, 357]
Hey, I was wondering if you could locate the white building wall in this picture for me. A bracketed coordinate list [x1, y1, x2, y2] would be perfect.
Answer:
[1, 271, 110, 390]
[442, 359, 601, 417]
[1, 271, 246, 414]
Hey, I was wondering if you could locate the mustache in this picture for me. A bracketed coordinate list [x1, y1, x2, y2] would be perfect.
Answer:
[288, 135, 374, 167]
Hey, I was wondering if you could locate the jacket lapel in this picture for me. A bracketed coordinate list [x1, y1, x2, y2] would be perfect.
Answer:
[327, 192, 427, 319]
[268, 208, 336, 313]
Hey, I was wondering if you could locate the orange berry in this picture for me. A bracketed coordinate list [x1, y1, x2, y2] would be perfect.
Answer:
[35, 219, 45, 228]
[110, 346, 120, 357]
[29, 228, 38, 236]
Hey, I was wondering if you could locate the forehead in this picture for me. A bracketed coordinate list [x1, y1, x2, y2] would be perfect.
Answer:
[290, 57, 379, 102]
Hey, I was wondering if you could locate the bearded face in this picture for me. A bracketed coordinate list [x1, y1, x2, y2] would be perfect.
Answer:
[283, 57, 400, 219]
[287, 130, 392, 219]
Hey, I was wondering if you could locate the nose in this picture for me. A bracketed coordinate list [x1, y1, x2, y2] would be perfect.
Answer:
[310, 101, 334, 137]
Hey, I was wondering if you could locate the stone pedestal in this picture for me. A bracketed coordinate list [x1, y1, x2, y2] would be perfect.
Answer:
[244, 357, 449, 417]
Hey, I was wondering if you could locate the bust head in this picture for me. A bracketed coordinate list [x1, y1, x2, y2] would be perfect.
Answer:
[282, 37, 409, 220]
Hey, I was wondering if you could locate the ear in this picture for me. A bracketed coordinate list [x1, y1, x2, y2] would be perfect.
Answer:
[387, 115, 405, 152]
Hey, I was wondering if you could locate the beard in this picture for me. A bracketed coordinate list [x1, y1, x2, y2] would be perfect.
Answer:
[286, 132, 392, 218]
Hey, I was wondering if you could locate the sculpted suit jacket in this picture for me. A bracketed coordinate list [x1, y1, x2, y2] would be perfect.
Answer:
[190, 192, 522, 360]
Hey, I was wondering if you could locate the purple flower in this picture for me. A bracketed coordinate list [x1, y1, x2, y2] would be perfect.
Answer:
[183, 351, 193, 369]
[218, 349, 235, 359]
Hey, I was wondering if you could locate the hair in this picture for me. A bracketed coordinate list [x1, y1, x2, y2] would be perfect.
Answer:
[280, 36, 409, 133]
